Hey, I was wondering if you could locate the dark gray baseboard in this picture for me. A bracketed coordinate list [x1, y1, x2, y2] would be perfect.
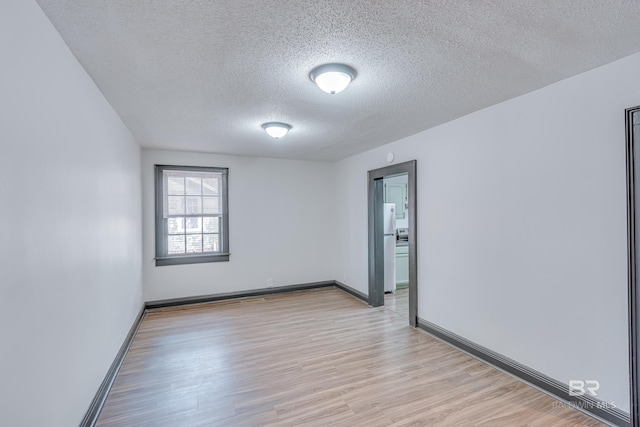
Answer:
[79, 304, 145, 427]
[145, 280, 370, 311]
[417, 318, 629, 427]
[145, 280, 335, 310]
[145, 280, 336, 310]
[145, 280, 371, 311]
[334, 280, 369, 303]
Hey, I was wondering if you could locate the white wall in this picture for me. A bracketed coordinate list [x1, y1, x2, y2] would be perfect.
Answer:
[0, 1, 143, 426]
[142, 150, 336, 301]
[335, 53, 640, 412]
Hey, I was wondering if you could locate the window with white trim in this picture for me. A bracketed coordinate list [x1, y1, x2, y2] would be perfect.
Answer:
[155, 165, 229, 266]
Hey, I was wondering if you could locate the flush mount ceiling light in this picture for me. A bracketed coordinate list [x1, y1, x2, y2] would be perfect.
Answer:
[309, 63, 357, 94]
[261, 122, 292, 139]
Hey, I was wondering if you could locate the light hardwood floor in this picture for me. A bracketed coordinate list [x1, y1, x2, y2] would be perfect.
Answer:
[96, 288, 606, 426]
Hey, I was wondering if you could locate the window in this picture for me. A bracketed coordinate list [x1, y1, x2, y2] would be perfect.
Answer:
[155, 165, 229, 266]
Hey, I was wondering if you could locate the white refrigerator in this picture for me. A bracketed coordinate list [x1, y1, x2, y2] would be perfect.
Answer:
[383, 203, 397, 293]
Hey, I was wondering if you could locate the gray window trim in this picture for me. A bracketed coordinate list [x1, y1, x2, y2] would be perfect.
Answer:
[154, 165, 230, 266]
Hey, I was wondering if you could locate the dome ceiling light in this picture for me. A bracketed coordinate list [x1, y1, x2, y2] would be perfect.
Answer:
[261, 122, 292, 139]
[309, 63, 357, 94]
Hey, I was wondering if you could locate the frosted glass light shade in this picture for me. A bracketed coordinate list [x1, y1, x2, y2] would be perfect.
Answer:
[261, 122, 292, 138]
[310, 63, 357, 94]
[314, 72, 351, 94]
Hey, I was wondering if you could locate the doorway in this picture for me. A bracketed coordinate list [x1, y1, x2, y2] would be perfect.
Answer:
[626, 106, 640, 427]
[368, 160, 417, 326]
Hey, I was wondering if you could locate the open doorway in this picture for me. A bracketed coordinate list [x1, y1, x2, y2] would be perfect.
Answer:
[368, 160, 417, 326]
[626, 106, 640, 426]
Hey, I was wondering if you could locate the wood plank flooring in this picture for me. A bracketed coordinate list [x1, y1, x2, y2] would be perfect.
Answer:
[96, 288, 606, 426]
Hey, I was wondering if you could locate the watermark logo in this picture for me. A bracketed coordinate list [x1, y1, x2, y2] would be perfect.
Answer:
[555, 379, 616, 410]
[552, 400, 617, 410]
[568, 379, 600, 397]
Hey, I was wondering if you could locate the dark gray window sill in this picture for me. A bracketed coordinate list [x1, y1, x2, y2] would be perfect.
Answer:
[155, 253, 230, 266]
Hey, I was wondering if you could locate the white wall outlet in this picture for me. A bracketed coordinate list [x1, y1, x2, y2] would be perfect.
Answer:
[266, 279, 274, 288]
[342, 273, 347, 283]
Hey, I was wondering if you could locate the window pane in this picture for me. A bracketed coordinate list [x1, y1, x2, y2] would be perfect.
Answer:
[168, 217, 185, 234]
[186, 196, 202, 214]
[186, 217, 202, 234]
[203, 197, 220, 214]
[203, 177, 218, 196]
[186, 234, 202, 253]
[186, 176, 202, 195]
[167, 176, 184, 195]
[203, 217, 219, 233]
[203, 234, 219, 252]
[156, 166, 228, 264]
[167, 196, 185, 215]
[168, 235, 185, 254]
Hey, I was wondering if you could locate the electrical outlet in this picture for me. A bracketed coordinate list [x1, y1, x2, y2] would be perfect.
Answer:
[342, 273, 347, 283]
[266, 279, 274, 288]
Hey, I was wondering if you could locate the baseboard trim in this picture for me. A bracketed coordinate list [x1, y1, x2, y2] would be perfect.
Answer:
[79, 304, 145, 427]
[417, 318, 629, 427]
[334, 280, 369, 303]
[145, 280, 336, 310]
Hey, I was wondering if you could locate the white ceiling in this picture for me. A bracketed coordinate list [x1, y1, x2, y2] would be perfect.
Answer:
[36, 0, 640, 162]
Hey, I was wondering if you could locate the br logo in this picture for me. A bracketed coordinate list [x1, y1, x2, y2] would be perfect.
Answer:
[568, 380, 600, 397]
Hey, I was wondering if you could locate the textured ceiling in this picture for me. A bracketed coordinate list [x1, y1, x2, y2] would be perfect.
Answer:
[36, 0, 640, 161]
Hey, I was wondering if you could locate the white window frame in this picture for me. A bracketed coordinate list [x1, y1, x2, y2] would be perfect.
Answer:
[154, 165, 229, 266]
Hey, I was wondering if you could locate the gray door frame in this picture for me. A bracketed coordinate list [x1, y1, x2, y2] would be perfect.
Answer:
[626, 106, 640, 427]
[368, 160, 418, 326]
